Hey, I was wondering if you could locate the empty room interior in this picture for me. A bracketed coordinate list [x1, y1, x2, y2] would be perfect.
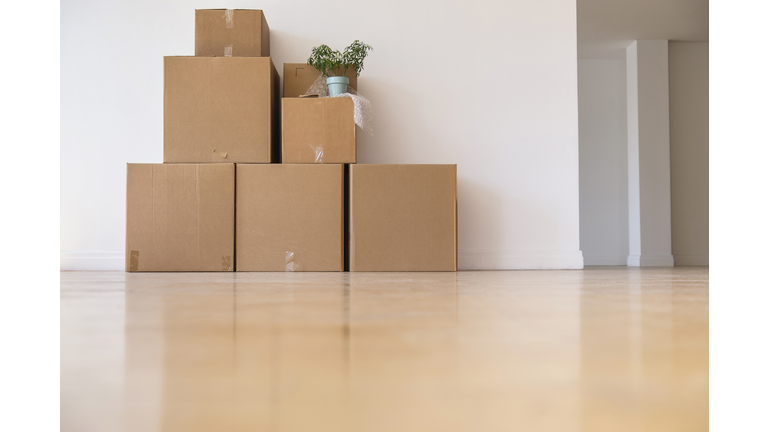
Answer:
[60, 0, 709, 430]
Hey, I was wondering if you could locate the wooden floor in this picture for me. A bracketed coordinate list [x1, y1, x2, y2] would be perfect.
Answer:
[61, 268, 708, 432]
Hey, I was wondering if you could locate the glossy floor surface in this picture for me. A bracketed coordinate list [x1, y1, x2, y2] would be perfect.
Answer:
[61, 268, 708, 432]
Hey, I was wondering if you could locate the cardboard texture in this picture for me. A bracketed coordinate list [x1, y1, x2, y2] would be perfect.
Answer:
[283, 63, 358, 98]
[236, 164, 344, 271]
[282, 98, 356, 164]
[125, 164, 235, 272]
[349, 164, 458, 271]
[195, 9, 270, 57]
[164, 56, 280, 163]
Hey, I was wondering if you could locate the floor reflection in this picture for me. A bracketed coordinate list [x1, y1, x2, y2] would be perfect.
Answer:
[579, 268, 709, 432]
[61, 268, 708, 432]
[349, 274, 460, 432]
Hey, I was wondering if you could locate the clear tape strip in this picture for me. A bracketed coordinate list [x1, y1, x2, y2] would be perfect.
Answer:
[285, 251, 295, 272]
[225, 9, 234, 28]
[224, 46, 233, 57]
[314, 147, 324, 163]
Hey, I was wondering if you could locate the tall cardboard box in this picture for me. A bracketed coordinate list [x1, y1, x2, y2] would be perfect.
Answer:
[349, 164, 458, 271]
[125, 164, 235, 272]
[283, 63, 357, 97]
[282, 98, 356, 164]
[195, 9, 270, 57]
[164, 56, 280, 163]
[237, 164, 344, 271]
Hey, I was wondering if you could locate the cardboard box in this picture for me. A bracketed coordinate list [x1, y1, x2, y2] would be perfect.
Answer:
[195, 9, 270, 57]
[125, 164, 235, 272]
[281, 98, 356, 164]
[283, 63, 358, 98]
[349, 164, 458, 271]
[236, 164, 344, 271]
[164, 56, 280, 163]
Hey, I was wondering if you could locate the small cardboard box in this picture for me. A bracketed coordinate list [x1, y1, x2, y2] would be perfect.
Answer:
[349, 164, 458, 271]
[282, 98, 356, 164]
[195, 9, 270, 57]
[236, 164, 344, 271]
[125, 164, 235, 272]
[164, 56, 280, 163]
[283, 63, 357, 98]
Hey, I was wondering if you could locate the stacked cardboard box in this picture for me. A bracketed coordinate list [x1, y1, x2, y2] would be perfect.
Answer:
[349, 164, 457, 271]
[125, 164, 235, 272]
[164, 56, 279, 163]
[281, 65, 358, 164]
[126, 9, 457, 272]
[236, 164, 344, 271]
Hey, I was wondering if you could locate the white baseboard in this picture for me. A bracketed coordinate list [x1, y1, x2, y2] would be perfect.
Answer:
[61, 251, 124, 271]
[585, 254, 707, 267]
[627, 254, 675, 267]
[583, 255, 628, 266]
[673, 254, 709, 266]
[459, 250, 584, 270]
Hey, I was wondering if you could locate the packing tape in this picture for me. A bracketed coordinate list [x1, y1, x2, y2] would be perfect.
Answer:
[314, 147, 324, 163]
[224, 46, 233, 57]
[222, 256, 232, 271]
[211, 149, 228, 162]
[285, 251, 295, 272]
[129, 250, 139, 271]
[225, 9, 234, 28]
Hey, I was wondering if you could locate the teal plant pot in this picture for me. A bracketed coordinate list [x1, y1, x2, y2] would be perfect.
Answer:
[327, 76, 350, 96]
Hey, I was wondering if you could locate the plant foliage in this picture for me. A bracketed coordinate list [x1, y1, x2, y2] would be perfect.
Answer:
[342, 40, 373, 77]
[307, 40, 373, 78]
[307, 44, 342, 78]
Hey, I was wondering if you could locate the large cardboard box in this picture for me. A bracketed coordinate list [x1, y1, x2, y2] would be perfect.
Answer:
[125, 164, 235, 272]
[349, 164, 458, 271]
[195, 9, 270, 57]
[283, 63, 357, 98]
[237, 164, 344, 271]
[164, 56, 280, 163]
[282, 98, 356, 164]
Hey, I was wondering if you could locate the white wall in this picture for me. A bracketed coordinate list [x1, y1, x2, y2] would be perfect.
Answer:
[669, 42, 709, 266]
[61, 0, 583, 270]
[577, 42, 708, 267]
[577, 59, 628, 265]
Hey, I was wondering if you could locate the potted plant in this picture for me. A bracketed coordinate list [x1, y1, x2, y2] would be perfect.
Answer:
[308, 40, 373, 96]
